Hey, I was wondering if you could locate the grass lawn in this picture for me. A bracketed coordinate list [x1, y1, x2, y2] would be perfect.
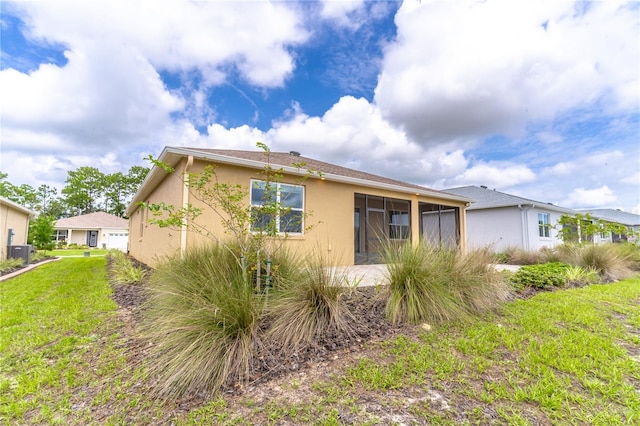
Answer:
[1, 258, 639, 424]
[47, 248, 109, 257]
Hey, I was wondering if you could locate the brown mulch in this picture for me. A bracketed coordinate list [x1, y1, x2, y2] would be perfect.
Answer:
[106, 256, 409, 398]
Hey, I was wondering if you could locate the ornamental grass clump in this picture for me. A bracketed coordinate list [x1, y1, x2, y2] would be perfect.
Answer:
[383, 241, 473, 325]
[576, 244, 633, 282]
[451, 246, 512, 314]
[108, 250, 147, 285]
[141, 243, 262, 398]
[266, 250, 357, 352]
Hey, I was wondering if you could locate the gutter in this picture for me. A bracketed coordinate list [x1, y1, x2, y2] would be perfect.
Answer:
[518, 204, 534, 251]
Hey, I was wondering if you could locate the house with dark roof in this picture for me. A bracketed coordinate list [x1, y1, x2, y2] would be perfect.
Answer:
[444, 186, 577, 252]
[1, 196, 35, 260]
[54, 212, 129, 251]
[126, 147, 471, 267]
[578, 208, 640, 243]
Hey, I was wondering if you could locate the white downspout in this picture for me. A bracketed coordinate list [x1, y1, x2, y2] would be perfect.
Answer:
[518, 204, 534, 251]
[180, 156, 194, 257]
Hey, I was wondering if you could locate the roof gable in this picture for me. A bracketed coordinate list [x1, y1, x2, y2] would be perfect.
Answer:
[55, 212, 128, 229]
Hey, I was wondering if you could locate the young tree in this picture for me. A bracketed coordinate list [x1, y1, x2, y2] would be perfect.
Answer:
[141, 142, 317, 290]
[556, 213, 637, 244]
[28, 215, 56, 254]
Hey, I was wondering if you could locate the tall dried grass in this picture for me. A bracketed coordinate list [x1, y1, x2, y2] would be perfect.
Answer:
[383, 241, 511, 325]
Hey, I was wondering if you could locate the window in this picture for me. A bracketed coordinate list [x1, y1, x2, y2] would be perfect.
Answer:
[538, 213, 551, 238]
[389, 210, 410, 240]
[250, 180, 304, 234]
[52, 230, 68, 242]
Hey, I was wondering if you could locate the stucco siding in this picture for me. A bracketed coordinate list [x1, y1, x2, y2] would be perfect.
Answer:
[128, 159, 186, 266]
[526, 208, 564, 251]
[465, 207, 523, 251]
[1, 203, 31, 260]
[128, 158, 468, 267]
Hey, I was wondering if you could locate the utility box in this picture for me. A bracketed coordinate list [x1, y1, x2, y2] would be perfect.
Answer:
[8, 245, 32, 265]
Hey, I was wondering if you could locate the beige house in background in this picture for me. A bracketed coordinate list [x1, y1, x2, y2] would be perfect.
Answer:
[126, 147, 470, 267]
[1, 196, 35, 260]
[54, 212, 129, 251]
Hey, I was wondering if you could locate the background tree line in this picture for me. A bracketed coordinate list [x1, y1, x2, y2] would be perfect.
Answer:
[0, 165, 149, 219]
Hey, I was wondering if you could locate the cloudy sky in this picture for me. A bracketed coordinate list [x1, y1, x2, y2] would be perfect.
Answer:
[1, 0, 639, 212]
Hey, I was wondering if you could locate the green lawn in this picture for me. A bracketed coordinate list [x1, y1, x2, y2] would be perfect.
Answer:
[1, 258, 638, 424]
[47, 248, 109, 257]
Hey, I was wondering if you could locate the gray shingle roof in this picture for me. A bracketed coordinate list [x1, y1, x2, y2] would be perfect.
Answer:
[55, 212, 128, 229]
[578, 209, 640, 226]
[443, 185, 576, 214]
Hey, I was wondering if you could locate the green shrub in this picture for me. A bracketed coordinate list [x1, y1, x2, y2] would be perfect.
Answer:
[265, 249, 357, 351]
[510, 262, 571, 289]
[108, 250, 146, 285]
[0, 258, 24, 274]
[563, 265, 599, 286]
[141, 243, 263, 398]
[383, 241, 511, 325]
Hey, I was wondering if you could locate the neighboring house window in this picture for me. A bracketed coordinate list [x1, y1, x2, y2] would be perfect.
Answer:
[52, 230, 68, 242]
[389, 211, 410, 240]
[250, 180, 304, 234]
[538, 213, 551, 238]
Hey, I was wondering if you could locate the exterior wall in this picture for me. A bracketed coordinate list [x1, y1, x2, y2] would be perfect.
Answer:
[0, 202, 31, 260]
[465, 206, 564, 252]
[465, 207, 523, 251]
[127, 159, 187, 266]
[525, 208, 564, 251]
[128, 158, 468, 267]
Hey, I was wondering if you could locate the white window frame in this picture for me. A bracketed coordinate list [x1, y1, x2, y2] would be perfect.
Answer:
[538, 213, 551, 238]
[250, 179, 304, 234]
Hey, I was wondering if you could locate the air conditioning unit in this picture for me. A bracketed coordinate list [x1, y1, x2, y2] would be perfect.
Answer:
[8, 245, 32, 265]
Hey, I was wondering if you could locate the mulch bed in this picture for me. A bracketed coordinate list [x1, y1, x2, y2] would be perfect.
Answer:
[106, 256, 408, 398]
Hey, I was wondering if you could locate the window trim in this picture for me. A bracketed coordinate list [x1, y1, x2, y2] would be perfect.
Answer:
[538, 212, 551, 238]
[250, 179, 305, 234]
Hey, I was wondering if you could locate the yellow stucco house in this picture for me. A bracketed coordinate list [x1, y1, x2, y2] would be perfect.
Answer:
[126, 147, 471, 267]
[1, 196, 35, 261]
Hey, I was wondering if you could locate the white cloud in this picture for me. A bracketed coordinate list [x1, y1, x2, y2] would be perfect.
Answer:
[562, 185, 617, 208]
[0, 1, 309, 191]
[16, 1, 307, 88]
[374, 0, 639, 144]
[442, 162, 536, 189]
[320, 0, 365, 23]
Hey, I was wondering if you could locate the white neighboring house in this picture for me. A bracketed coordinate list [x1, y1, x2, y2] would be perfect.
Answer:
[54, 212, 129, 251]
[578, 209, 640, 244]
[1, 196, 36, 260]
[444, 186, 576, 252]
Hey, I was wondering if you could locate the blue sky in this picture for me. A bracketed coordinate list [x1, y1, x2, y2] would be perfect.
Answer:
[1, 0, 639, 212]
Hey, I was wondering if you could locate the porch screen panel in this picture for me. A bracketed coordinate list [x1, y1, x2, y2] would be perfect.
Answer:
[440, 210, 457, 247]
[422, 212, 440, 246]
